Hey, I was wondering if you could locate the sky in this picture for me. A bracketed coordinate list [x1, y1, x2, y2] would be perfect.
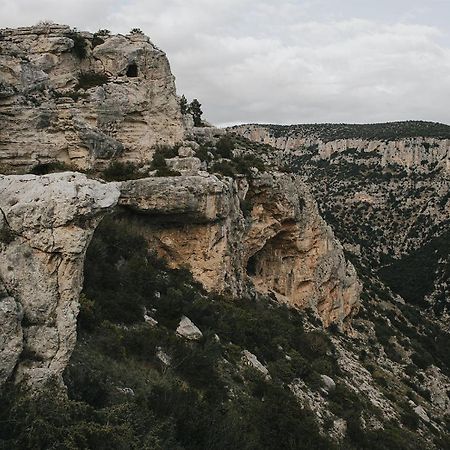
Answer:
[1, 0, 450, 126]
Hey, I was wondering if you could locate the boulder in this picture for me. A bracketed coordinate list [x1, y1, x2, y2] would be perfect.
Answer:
[176, 316, 203, 341]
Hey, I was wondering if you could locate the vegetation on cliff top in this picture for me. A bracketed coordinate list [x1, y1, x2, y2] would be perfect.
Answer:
[237, 121, 450, 141]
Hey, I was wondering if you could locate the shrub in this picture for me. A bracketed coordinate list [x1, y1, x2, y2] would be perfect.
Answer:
[77, 71, 109, 90]
[101, 161, 143, 181]
[66, 31, 87, 59]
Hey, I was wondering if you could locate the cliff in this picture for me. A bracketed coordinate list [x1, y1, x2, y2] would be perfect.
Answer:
[0, 170, 360, 389]
[231, 123, 450, 175]
[0, 24, 187, 171]
[0, 172, 120, 388]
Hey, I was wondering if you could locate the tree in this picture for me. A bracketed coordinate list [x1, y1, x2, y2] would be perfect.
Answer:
[189, 99, 203, 127]
[180, 95, 188, 115]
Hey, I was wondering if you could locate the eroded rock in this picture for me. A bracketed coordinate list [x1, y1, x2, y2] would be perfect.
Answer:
[0, 172, 120, 388]
[0, 25, 188, 171]
[176, 316, 203, 341]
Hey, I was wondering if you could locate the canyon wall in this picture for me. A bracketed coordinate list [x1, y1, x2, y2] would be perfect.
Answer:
[232, 124, 450, 175]
[0, 172, 120, 388]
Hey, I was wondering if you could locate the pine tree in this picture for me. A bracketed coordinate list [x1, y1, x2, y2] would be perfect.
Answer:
[189, 99, 203, 127]
[180, 95, 188, 115]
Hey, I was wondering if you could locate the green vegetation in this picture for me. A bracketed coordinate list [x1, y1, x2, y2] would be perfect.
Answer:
[379, 229, 449, 308]
[0, 215, 442, 449]
[180, 94, 188, 114]
[77, 71, 109, 90]
[245, 121, 450, 142]
[150, 146, 181, 177]
[66, 31, 88, 59]
[30, 161, 76, 175]
[101, 161, 144, 181]
[189, 98, 203, 127]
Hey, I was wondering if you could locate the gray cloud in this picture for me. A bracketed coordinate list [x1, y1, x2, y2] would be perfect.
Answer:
[1, 0, 449, 125]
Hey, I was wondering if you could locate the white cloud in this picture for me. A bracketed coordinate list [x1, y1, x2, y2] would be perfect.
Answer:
[1, 0, 449, 125]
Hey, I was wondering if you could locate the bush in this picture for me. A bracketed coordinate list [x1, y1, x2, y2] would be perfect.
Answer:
[66, 31, 88, 59]
[102, 161, 143, 181]
[77, 71, 109, 90]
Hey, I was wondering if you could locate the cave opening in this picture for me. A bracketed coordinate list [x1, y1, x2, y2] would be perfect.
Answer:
[126, 63, 138, 77]
[246, 253, 258, 276]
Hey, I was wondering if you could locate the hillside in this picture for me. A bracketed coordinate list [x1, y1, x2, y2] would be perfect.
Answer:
[0, 25, 449, 450]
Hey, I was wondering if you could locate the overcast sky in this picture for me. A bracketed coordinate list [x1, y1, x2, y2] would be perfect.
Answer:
[1, 0, 450, 126]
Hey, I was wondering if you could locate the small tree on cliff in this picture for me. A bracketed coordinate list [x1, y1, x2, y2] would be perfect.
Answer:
[180, 95, 188, 115]
[189, 99, 203, 127]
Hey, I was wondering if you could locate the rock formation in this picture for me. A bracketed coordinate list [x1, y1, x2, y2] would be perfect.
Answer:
[231, 124, 450, 175]
[0, 172, 120, 388]
[0, 170, 360, 389]
[0, 24, 187, 171]
[119, 172, 361, 328]
[0, 25, 360, 391]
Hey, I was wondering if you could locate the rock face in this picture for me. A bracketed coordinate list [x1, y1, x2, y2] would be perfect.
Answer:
[0, 170, 359, 389]
[243, 173, 360, 327]
[0, 24, 187, 171]
[119, 172, 361, 328]
[231, 124, 450, 175]
[0, 172, 120, 388]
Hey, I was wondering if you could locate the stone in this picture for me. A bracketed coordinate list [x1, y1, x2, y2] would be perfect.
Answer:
[176, 316, 203, 341]
[144, 314, 158, 327]
[0, 172, 120, 388]
[414, 405, 430, 423]
[165, 157, 202, 175]
[321, 374, 336, 392]
[242, 350, 270, 378]
[156, 348, 172, 366]
[0, 289, 23, 385]
[178, 146, 196, 157]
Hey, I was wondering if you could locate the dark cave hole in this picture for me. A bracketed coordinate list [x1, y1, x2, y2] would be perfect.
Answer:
[126, 63, 138, 77]
[246, 253, 258, 276]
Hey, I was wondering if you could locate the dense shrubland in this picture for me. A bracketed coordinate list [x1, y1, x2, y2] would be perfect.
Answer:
[1, 215, 440, 449]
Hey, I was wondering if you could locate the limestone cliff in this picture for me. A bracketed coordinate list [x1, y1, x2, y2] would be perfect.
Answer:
[0, 171, 360, 388]
[0, 24, 187, 171]
[0, 172, 120, 388]
[119, 172, 360, 327]
[231, 123, 450, 175]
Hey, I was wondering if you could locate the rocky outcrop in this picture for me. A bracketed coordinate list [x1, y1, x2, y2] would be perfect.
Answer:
[119, 172, 361, 328]
[231, 124, 450, 175]
[0, 170, 359, 389]
[0, 24, 187, 171]
[0, 172, 120, 388]
[243, 173, 360, 327]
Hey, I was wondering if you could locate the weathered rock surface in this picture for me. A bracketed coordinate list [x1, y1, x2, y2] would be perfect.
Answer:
[231, 124, 450, 174]
[242, 350, 270, 378]
[0, 24, 187, 171]
[0, 172, 120, 388]
[119, 172, 360, 328]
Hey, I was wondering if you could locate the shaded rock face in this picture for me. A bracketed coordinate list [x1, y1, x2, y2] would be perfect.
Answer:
[0, 171, 359, 390]
[243, 174, 360, 327]
[0, 172, 120, 388]
[0, 24, 186, 171]
[119, 172, 360, 328]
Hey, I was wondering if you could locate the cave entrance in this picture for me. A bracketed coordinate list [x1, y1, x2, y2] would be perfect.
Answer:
[126, 63, 138, 77]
